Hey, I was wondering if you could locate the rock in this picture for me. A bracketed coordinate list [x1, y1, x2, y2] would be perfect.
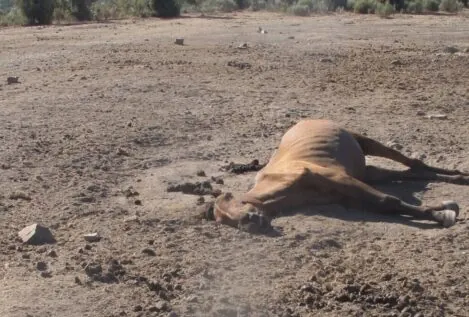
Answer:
[36, 261, 48, 271]
[83, 233, 101, 243]
[142, 248, 156, 256]
[319, 58, 333, 63]
[153, 301, 170, 312]
[7, 76, 19, 84]
[124, 215, 139, 222]
[167, 312, 178, 317]
[391, 60, 403, 65]
[133, 305, 143, 312]
[443, 46, 459, 54]
[47, 250, 57, 258]
[196, 196, 205, 205]
[9, 191, 32, 201]
[134, 199, 142, 205]
[40, 271, 52, 278]
[196, 170, 206, 177]
[425, 114, 447, 120]
[116, 147, 130, 156]
[237, 43, 248, 49]
[186, 295, 198, 303]
[18, 224, 56, 245]
[211, 176, 224, 184]
[74, 276, 82, 285]
[386, 141, 403, 151]
[175, 38, 184, 45]
[84, 263, 103, 276]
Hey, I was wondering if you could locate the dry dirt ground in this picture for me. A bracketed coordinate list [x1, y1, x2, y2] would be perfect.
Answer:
[1, 10, 469, 317]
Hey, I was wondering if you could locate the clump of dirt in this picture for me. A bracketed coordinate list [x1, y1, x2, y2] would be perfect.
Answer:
[221, 159, 265, 174]
[166, 180, 221, 197]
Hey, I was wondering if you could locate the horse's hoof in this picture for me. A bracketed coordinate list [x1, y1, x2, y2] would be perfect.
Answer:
[442, 200, 459, 217]
[432, 210, 457, 228]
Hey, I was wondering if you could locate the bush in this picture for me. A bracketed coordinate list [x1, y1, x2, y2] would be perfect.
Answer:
[423, 0, 439, 10]
[234, 0, 250, 8]
[376, 0, 394, 16]
[71, 0, 92, 20]
[0, 6, 27, 25]
[152, 0, 181, 16]
[353, 0, 377, 12]
[16, 0, 55, 25]
[438, 0, 463, 11]
[289, 3, 310, 14]
[406, 0, 423, 12]
[200, 0, 237, 12]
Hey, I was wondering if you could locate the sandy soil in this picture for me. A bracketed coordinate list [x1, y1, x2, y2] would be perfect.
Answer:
[1, 10, 469, 317]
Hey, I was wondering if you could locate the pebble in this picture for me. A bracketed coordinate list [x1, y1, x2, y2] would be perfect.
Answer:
[141, 248, 156, 256]
[36, 261, 48, 271]
[83, 233, 101, 242]
[196, 170, 206, 177]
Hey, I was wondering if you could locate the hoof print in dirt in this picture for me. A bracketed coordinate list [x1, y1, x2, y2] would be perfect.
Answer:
[166, 180, 213, 196]
[227, 60, 252, 70]
[221, 159, 265, 174]
[18, 223, 56, 245]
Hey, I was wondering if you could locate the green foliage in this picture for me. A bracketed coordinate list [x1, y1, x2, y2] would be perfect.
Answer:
[152, 0, 181, 16]
[16, 0, 55, 25]
[0, 5, 27, 25]
[438, 0, 463, 11]
[423, 0, 439, 10]
[289, 3, 310, 14]
[406, 0, 423, 12]
[234, 0, 249, 8]
[376, 0, 394, 16]
[200, 0, 237, 12]
[353, 0, 377, 13]
[71, 0, 91, 20]
[53, 0, 73, 23]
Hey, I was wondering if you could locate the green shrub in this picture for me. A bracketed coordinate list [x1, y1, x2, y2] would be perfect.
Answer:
[71, 0, 92, 20]
[16, 0, 55, 25]
[289, 3, 310, 14]
[376, 0, 394, 15]
[353, 0, 377, 13]
[234, 0, 250, 8]
[423, 0, 439, 10]
[438, 0, 463, 11]
[152, 0, 181, 16]
[90, 0, 117, 20]
[0, 6, 27, 25]
[200, 0, 237, 12]
[406, 0, 423, 12]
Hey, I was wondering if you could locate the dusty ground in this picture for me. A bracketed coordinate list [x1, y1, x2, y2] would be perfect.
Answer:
[1, 10, 469, 317]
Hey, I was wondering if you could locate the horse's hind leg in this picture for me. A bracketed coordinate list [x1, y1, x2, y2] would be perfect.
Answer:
[364, 165, 469, 186]
[351, 132, 469, 177]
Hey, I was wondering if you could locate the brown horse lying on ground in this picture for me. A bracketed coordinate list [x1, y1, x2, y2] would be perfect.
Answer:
[201, 119, 469, 232]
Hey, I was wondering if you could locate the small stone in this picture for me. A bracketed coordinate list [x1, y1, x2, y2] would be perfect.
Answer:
[237, 43, 248, 49]
[425, 114, 447, 120]
[74, 276, 82, 285]
[7, 76, 19, 84]
[167, 312, 178, 317]
[196, 170, 206, 177]
[211, 176, 224, 184]
[443, 46, 459, 54]
[142, 248, 156, 256]
[116, 147, 130, 156]
[211, 189, 222, 198]
[47, 250, 57, 258]
[416, 110, 425, 116]
[133, 305, 143, 312]
[186, 295, 198, 303]
[155, 301, 170, 311]
[391, 60, 402, 65]
[124, 215, 139, 223]
[175, 38, 184, 45]
[83, 233, 101, 242]
[40, 271, 52, 278]
[134, 199, 142, 206]
[18, 224, 56, 245]
[84, 262, 103, 276]
[196, 196, 205, 205]
[319, 57, 333, 63]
